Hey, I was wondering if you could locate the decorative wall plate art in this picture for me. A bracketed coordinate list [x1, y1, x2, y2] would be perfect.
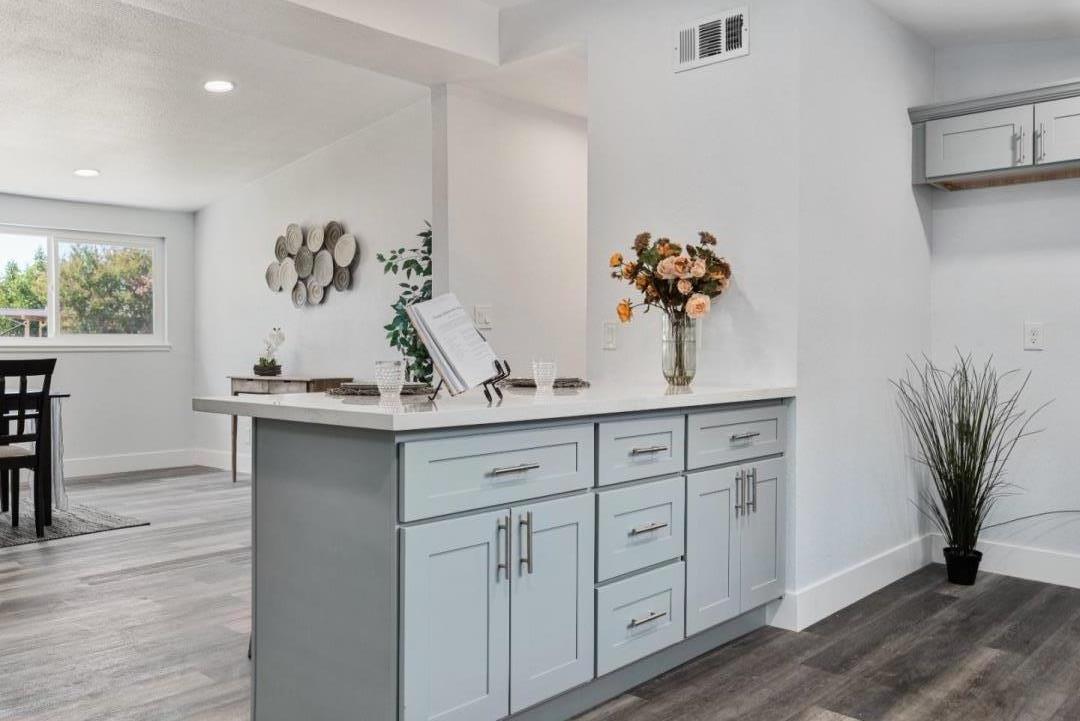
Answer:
[291, 281, 307, 308]
[265, 261, 282, 292]
[285, 223, 303, 254]
[295, 246, 314, 279]
[313, 250, 334, 287]
[267, 220, 358, 307]
[306, 225, 324, 253]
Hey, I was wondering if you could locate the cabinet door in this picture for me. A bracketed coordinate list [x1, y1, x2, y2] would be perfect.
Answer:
[510, 494, 594, 713]
[1035, 96, 1080, 165]
[401, 510, 510, 721]
[741, 457, 785, 610]
[925, 106, 1033, 178]
[686, 469, 741, 636]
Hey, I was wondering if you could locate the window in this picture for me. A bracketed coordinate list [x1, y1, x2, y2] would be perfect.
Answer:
[0, 226, 166, 347]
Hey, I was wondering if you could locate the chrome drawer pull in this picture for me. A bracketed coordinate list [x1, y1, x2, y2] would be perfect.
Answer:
[491, 462, 540, 476]
[628, 521, 669, 536]
[729, 431, 761, 442]
[629, 445, 668, 456]
[629, 610, 668, 628]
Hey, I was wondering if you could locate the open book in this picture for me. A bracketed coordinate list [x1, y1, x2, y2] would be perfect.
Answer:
[406, 293, 500, 396]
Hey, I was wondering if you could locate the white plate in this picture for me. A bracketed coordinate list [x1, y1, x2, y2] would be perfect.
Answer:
[274, 236, 289, 261]
[279, 257, 299, 291]
[333, 266, 351, 291]
[313, 249, 334, 286]
[306, 225, 324, 252]
[265, 261, 282, 292]
[285, 223, 303, 254]
[334, 233, 357, 267]
[307, 277, 325, 304]
[291, 281, 307, 308]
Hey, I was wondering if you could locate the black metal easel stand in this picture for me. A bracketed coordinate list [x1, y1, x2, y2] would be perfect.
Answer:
[428, 360, 511, 403]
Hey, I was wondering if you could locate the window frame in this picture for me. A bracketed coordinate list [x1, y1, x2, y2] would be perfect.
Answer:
[0, 224, 168, 351]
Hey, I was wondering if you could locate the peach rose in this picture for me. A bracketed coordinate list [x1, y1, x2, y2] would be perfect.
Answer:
[609, 252, 623, 268]
[677, 278, 693, 295]
[691, 258, 707, 278]
[686, 294, 711, 319]
[616, 299, 633, 323]
[656, 255, 679, 280]
[671, 255, 693, 279]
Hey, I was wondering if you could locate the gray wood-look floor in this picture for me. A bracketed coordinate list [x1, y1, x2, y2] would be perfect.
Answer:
[2, 468, 1079, 721]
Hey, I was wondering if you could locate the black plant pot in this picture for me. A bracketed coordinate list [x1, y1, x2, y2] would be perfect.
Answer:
[253, 363, 282, 377]
[943, 547, 983, 585]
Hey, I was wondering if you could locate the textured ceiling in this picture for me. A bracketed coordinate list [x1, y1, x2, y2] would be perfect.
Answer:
[870, 0, 1080, 47]
[0, 0, 427, 210]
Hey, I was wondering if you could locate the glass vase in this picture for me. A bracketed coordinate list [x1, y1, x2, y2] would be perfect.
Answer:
[661, 312, 697, 386]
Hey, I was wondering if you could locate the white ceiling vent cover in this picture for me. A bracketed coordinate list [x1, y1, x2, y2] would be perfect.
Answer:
[675, 8, 749, 72]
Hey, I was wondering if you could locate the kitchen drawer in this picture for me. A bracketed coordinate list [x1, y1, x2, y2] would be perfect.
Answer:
[596, 562, 685, 676]
[231, 379, 269, 394]
[687, 404, 786, 470]
[269, 381, 310, 394]
[400, 424, 594, 521]
[597, 477, 685, 582]
[597, 416, 685, 486]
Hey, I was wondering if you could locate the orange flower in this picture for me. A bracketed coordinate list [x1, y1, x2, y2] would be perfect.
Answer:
[686, 294, 711, 319]
[635, 273, 649, 290]
[622, 262, 637, 279]
[616, 299, 633, 323]
[609, 252, 623, 268]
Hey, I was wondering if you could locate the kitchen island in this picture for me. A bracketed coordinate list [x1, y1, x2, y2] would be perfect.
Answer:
[193, 384, 795, 721]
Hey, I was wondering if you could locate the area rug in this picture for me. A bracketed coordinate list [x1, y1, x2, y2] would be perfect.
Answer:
[0, 504, 149, 548]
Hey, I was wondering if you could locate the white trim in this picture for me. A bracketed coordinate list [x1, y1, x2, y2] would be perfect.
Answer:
[929, 533, 1080, 590]
[768, 534, 934, 632]
[64, 448, 196, 478]
[193, 447, 251, 475]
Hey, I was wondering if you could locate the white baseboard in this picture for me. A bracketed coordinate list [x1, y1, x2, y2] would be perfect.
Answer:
[768, 534, 934, 632]
[192, 447, 250, 475]
[64, 448, 197, 478]
[929, 533, 1080, 590]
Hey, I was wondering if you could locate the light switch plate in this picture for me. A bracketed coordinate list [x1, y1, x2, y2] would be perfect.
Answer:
[1024, 321, 1045, 351]
[603, 322, 618, 350]
[474, 305, 493, 330]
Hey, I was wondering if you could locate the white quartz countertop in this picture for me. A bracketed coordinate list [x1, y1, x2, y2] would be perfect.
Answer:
[192, 384, 795, 432]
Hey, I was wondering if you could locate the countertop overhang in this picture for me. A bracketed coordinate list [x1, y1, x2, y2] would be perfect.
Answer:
[192, 384, 795, 432]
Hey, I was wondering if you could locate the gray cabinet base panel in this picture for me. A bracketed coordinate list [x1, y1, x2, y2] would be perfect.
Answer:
[509, 607, 766, 721]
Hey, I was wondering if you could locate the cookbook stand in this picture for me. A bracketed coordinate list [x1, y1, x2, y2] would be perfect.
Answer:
[427, 359, 512, 403]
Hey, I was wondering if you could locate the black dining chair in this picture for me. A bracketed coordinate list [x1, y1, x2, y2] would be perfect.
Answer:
[0, 359, 56, 538]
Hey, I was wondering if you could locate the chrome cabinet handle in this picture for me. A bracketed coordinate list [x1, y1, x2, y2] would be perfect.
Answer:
[629, 610, 668, 628]
[491, 462, 540, 477]
[630, 444, 669, 456]
[730, 431, 760, 442]
[747, 468, 757, 513]
[1038, 122, 1046, 161]
[734, 469, 744, 517]
[497, 516, 510, 581]
[629, 521, 669, 536]
[519, 511, 534, 574]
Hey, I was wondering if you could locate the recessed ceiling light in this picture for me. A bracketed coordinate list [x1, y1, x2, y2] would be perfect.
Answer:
[73, 168, 100, 178]
[203, 79, 235, 94]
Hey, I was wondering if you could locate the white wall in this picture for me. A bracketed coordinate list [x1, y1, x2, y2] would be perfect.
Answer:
[441, 85, 588, 377]
[192, 98, 432, 470]
[931, 41, 1080, 585]
[581, 0, 801, 388]
[788, 0, 934, 629]
[502, 0, 935, 630]
[0, 193, 195, 476]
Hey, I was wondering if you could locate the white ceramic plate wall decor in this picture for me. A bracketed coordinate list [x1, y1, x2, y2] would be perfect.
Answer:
[274, 236, 289, 261]
[285, 223, 303, 254]
[306, 225, 324, 252]
[265, 261, 282, 292]
[313, 250, 334, 286]
[334, 234, 357, 267]
[307, 277, 324, 304]
[295, 246, 314, 279]
[291, 281, 307, 308]
[333, 266, 351, 291]
[279, 257, 299, 291]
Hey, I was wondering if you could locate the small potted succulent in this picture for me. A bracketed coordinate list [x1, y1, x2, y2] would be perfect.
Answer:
[254, 327, 285, 377]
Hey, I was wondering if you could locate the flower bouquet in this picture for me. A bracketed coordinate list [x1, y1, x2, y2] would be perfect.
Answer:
[610, 232, 732, 385]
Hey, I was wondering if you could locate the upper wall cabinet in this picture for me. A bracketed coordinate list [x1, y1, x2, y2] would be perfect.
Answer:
[925, 106, 1033, 178]
[911, 79, 1080, 190]
[1035, 96, 1080, 165]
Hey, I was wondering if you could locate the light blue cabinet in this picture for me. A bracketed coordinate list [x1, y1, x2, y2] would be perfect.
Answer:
[400, 509, 511, 721]
[401, 494, 594, 721]
[685, 456, 786, 637]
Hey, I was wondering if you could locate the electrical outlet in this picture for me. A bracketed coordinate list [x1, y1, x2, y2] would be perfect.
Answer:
[603, 322, 618, 350]
[1024, 321, 1045, 351]
[474, 305, 493, 330]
